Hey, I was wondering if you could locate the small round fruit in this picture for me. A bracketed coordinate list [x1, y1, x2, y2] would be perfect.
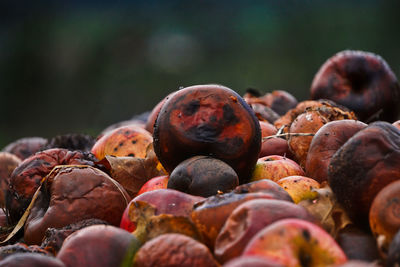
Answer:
[168, 156, 239, 197]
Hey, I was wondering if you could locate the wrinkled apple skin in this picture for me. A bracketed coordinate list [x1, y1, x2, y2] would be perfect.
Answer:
[329, 121, 400, 228]
[311, 50, 400, 122]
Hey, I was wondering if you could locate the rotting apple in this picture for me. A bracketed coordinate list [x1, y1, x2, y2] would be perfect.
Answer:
[134, 233, 219, 267]
[328, 121, 400, 228]
[251, 155, 305, 183]
[119, 189, 204, 233]
[305, 120, 367, 183]
[167, 156, 239, 197]
[276, 175, 320, 204]
[242, 218, 348, 267]
[310, 50, 400, 122]
[91, 124, 153, 160]
[57, 225, 141, 267]
[214, 198, 317, 263]
[153, 84, 261, 183]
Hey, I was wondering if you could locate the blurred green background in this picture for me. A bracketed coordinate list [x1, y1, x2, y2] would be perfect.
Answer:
[1, 0, 399, 148]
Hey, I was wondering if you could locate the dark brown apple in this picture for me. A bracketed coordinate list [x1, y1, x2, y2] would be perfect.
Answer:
[134, 233, 219, 267]
[6, 148, 98, 224]
[153, 84, 261, 183]
[305, 120, 367, 183]
[328, 121, 400, 228]
[24, 165, 130, 245]
[310, 50, 400, 122]
[167, 156, 239, 197]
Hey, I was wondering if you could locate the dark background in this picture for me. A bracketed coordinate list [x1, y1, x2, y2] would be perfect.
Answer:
[1, 0, 399, 148]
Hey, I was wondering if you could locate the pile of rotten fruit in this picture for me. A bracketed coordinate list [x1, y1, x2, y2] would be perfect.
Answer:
[1, 50, 400, 267]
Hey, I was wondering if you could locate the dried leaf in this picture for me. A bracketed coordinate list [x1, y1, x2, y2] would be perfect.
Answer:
[102, 143, 167, 197]
[298, 184, 352, 238]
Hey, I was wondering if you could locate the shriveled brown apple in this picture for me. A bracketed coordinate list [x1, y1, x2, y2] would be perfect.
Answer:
[214, 199, 317, 263]
[24, 165, 130, 245]
[191, 190, 290, 249]
[153, 84, 261, 183]
[329, 121, 400, 228]
[305, 120, 367, 183]
[134, 233, 219, 267]
[233, 179, 293, 202]
[310, 50, 400, 122]
[167, 156, 239, 197]
[6, 148, 98, 224]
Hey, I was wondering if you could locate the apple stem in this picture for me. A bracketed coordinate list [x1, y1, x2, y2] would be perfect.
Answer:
[263, 133, 315, 140]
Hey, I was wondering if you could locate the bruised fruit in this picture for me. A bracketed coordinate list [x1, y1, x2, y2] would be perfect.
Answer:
[120, 189, 204, 233]
[369, 180, 400, 256]
[2, 137, 47, 160]
[277, 176, 320, 204]
[310, 50, 400, 122]
[329, 121, 400, 227]
[168, 156, 239, 197]
[243, 218, 347, 267]
[24, 165, 129, 245]
[6, 148, 98, 224]
[251, 155, 305, 183]
[214, 199, 317, 263]
[153, 84, 261, 183]
[305, 120, 367, 183]
[91, 124, 153, 160]
[57, 225, 140, 267]
[191, 191, 288, 249]
[134, 233, 219, 267]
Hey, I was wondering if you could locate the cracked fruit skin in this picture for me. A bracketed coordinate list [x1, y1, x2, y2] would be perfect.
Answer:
[153, 84, 261, 183]
[243, 218, 347, 267]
